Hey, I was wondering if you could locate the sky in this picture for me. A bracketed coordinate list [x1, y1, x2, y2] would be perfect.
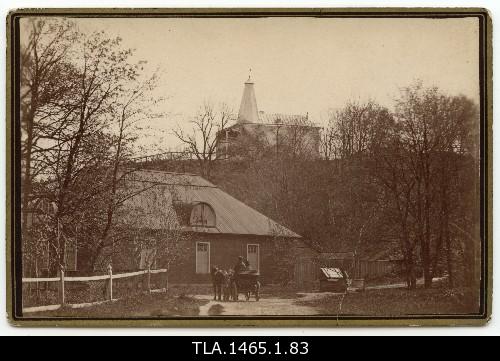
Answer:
[51, 17, 481, 152]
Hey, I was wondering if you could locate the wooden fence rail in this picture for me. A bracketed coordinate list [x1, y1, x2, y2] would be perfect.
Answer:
[22, 265, 168, 314]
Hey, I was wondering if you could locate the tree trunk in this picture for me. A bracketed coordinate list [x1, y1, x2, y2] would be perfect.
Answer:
[423, 162, 433, 289]
[406, 258, 417, 290]
[403, 229, 417, 290]
[94, 112, 126, 269]
[21, 81, 38, 276]
[446, 227, 454, 288]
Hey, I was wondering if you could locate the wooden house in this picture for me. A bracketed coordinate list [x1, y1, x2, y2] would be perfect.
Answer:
[116, 169, 306, 285]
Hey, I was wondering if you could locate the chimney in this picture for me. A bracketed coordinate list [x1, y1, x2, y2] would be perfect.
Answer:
[237, 74, 259, 124]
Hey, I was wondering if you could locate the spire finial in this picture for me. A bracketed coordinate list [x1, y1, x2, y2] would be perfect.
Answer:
[247, 68, 252, 82]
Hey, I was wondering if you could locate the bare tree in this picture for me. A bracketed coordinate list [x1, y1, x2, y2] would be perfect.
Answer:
[371, 131, 418, 289]
[279, 117, 320, 160]
[44, 31, 143, 270]
[21, 20, 165, 275]
[20, 18, 78, 275]
[320, 126, 336, 160]
[92, 71, 164, 269]
[173, 102, 232, 178]
[377, 82, 479, 289]
[325, 100, 393, 160]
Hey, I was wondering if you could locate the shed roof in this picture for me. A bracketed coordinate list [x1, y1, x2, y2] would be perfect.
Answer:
[320, 252, 355, 260]
[119, 169, 300, 238]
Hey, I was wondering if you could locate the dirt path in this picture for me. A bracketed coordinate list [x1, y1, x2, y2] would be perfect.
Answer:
[195, 293, 337, 316]
[194, 277, 449, 316]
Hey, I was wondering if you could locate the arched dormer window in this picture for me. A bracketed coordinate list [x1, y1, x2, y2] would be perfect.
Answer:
[190, 202, 216, 228]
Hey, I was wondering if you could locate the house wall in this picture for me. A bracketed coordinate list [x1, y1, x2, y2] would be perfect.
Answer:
[74, 229, 310, 286]
[167, 234, 307, 285]
[216, 123, 321, 160]
[244, 123, 321, 158]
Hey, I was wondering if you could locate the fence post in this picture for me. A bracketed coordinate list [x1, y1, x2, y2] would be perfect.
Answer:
[147, 266, 152, 294]
[59, 266, 65, 306]
[108, 264, 113, 301]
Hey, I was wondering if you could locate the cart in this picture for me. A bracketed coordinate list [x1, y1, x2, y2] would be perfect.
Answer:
[234, 271, 261, 301]
[319, 267, 348, 293]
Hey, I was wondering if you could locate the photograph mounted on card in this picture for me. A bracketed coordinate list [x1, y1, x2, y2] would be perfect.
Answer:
[6, 8, 492, 327]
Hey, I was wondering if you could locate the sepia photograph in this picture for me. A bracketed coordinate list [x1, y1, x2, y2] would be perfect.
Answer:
[6, 8, 492, 327]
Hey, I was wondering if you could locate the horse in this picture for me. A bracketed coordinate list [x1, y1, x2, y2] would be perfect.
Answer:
[211, 267, 238, 302]
[212, 267, 234, 301]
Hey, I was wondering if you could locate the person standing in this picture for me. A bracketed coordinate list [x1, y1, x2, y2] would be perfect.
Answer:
[234, 256, 248, 274]
[211, 266, 219, 300]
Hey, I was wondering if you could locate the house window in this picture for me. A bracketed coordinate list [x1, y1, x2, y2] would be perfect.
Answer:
[196, 242, 210, 274]
[247, 244, 260, 272]
[139, 248, 157, 270]
[39, 240, 50, 272]
[190, 203, 216, 228]
[137, 238, 158, 270]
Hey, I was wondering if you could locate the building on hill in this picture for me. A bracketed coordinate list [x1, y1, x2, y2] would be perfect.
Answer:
[112, 169, 312, 285]
[216, 76, 322, 160]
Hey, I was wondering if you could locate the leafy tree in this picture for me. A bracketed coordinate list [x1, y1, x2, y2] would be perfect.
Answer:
[21, 19, 166, 275]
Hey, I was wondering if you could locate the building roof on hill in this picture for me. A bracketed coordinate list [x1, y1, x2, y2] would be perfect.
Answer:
[119, 169, 300, 238]
[258, 112, 310, 125]
[235, 76, 316, 128]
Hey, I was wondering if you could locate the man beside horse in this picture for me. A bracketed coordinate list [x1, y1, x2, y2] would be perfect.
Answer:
[211, 266, 235, 302]
[211, 256, 256, 302]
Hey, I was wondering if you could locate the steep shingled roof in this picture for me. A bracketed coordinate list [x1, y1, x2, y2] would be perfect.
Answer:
[237, 77, 259, 124]
[119, 169, 300, 238]
[234, 77, 314, 128]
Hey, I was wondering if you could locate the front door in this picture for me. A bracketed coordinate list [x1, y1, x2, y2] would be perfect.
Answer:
[247, 244, 260, 272]
[196, 242, 210, 274]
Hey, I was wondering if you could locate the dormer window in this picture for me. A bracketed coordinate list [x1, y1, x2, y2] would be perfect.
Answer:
[190, 202, 216, 228]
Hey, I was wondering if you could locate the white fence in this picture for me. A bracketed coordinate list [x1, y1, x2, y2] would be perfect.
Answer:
[22, 265, 168, 314]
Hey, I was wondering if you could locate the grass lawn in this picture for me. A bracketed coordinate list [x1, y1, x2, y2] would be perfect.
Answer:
[26, 283, 479, 318]
[29, 293, 208, 318]
[297, 286, 479, 316]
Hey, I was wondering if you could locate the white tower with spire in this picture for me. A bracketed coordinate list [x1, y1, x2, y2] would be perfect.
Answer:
[216, 70, 321, 160]
[237, 70, 259, 124]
